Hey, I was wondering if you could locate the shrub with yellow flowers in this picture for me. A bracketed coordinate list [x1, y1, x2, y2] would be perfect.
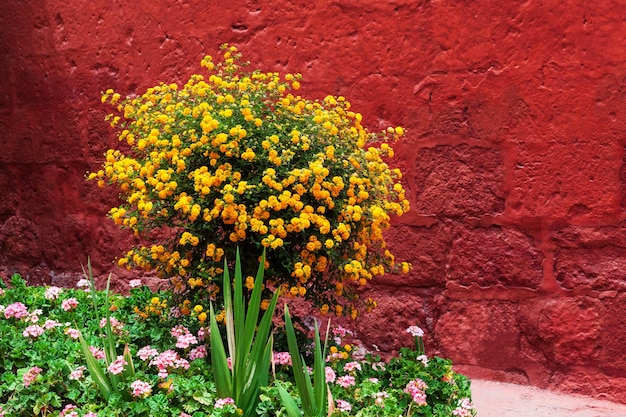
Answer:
[89, 44, 411, 318]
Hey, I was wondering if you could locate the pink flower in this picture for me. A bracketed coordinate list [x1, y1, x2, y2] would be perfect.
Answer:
[335, 399, 352, 413]
[336, 375, 356, 388]
[404, 378, 428, 406]
[273, 351, 292, 366]
[325, 366, 336, 383]
[44, 286, 63, 300]
[76, 279, 90, 289]
[197, 327, 208, 341]
[100, 317, 125, 335]
[189, 345, 207, 361]
[22, 324, 45, 338]
[343, 361, 362, 373]
[89, 346, 106, 360]
[43, 319, 62, 330]
[129, 279, 142, 288]
[171, 325, 198, 349]
[64, 327, 80, 339]
[137, 345, 160, 361]
[84, 413, 98, 417]
[452, 398, 474, 416]
[4, 302, 28, 319]
[107, 356, 128, 375]
[374, 391, 389, 407]
[130, 380, 152, 397]
[179, 414, 192, 417]
[214, 397, 235, 409]
[61, 298, 78, 311]
[406, 325, 424, 338]
[69, 366, 86, 380]
[416, 355, 429, 366]
[28, 309, 43, 323]
[150, 350, 189, 379]
[23, 366, 42, 386]
[59, 404, 78, 417]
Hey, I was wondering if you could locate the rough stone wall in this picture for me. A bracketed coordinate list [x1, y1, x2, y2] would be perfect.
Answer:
[2, 0, 626, 402]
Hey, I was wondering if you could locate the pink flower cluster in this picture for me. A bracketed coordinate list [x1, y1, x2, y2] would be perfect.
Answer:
[107, 355, 128, 375]
[137, 345, 160, 361]
[129, 279, 142, 288]
[452, 398, 474, 416]
[273, 351, 292, 366]
[43, 319, 62, 330]
[406, 325, 424, 338]
[150, 350, 190, 378]
[59, 404, 78, 417]
[23, 366, 42, 386]
[4, 302, 28, 319]
[325, 366, 336, 383]
[89, 346, 106, 360]
[171, 325, 198, 349]
[44, 286, 63, 300]
[130, 380, 153, 397]
[404, 378, 428, 406]
[343, 361, 362, 373]
[64, 327, 80, 339]
[335, 399, 352, 413]
[23, 324, 45, 338]
[61, 298, 78, 311]
[188, 345, 207, 361]
[214, 397, 235, 409]
[336, 375, 356, 388]
[100, 316, 125, 335]
[69, 366, 86, 380]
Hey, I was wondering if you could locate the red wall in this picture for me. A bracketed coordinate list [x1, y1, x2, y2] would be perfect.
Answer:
[2, 0, 626, 402]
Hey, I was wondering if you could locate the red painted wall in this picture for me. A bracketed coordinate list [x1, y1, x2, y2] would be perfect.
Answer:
[2, 0, 626, 402]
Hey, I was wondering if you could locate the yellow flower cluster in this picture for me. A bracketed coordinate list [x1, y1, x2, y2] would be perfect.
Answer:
[90, 44, 410, 316]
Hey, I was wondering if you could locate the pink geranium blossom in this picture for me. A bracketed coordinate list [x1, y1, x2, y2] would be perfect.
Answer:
[130, 380, 152, 397]
[404, 378, 428, 406]
[89, 346, 106, 360]
[61, 298, 78, 311]
[44, 286, 63, 300]
[23, 366, 42, 386]
[137, 345, 160, 361]
[336, 375, 356, 388]
[335, 399, 352, 413]
[64, 327, 80, 339]
[406, 325, 424, 338]
[189, 345, 207, 361]
[214, 397, 235, 409]
[59, 404, 78, 417]
[343, 361, 362, 373]
[23, 324, 45, 338]
[107, 356, 128, 375]
[4, 302, 28, 319]
[452, 398, 474, 416]
[273, 351, 292, 366]
[325, 366, 336, 383]
[69, 366, 86, 380]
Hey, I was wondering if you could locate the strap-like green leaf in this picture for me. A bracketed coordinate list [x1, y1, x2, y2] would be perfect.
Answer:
[210, 302, 232, 398]
[77, 331, 112, 402]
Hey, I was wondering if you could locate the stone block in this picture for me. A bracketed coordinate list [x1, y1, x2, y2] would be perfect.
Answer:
[448, 225, 543, 288]
[413, 144, 504, 218]
[435, 301, 521, 370]
[536, 297, 603, 365]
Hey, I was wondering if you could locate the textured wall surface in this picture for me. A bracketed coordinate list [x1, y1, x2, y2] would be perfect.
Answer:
[2, 0, 626, 402]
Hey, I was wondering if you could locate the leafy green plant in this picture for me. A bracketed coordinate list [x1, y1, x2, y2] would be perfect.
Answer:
[278, 304, 330, 417]
[77, 259, 135, 402]
[0, 268, 475, 417]
[209, 249, 280, 417]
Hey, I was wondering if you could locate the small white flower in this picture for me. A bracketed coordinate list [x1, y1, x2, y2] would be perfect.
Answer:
[406, 325, 424, 338]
